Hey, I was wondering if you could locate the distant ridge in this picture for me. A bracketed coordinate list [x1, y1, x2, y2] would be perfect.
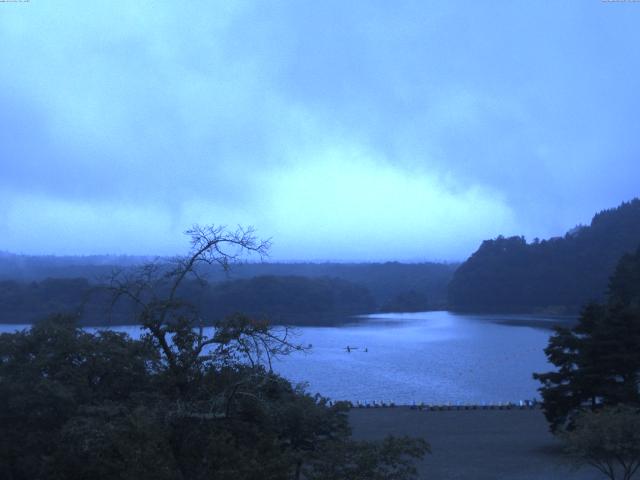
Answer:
[448, 198, 640, 313]
[0, 254, 458, 322]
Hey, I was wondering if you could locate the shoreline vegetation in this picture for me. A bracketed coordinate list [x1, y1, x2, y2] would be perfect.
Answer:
[0, 264, 454, 326]
[0, 310, 578, 331]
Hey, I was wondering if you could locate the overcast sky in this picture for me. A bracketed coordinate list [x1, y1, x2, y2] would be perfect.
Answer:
[1, 1, 639, 261]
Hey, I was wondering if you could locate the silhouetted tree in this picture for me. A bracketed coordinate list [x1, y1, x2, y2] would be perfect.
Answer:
[534, 246, 640, 431]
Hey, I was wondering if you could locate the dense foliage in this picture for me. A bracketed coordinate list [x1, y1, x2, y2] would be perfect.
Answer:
[533, 246, 640, 431]
[0, 317, 428, 480]
[379, 290, 432, 313]
[209, 262, 456, 309]
[0, 278, 100, 324]
[562, 405, 640, 480]
[0, 226, 429, 479]
[449, 198, 640, 312]
[0, 275, 375, 326]
[201, 275, 376, 325]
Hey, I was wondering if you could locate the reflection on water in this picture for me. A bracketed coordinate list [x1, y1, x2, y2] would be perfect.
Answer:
[0, 311, 558, 405]
[272, 311, 556, 404]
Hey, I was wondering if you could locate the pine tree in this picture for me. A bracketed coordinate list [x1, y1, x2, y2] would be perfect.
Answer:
[534, 246, 640, 431]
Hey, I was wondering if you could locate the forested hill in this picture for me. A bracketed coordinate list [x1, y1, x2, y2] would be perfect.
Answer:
[448, 198, 640, 313]
[0, 259, 458, 325]
[0, 256, 457, 313]
[0, 276, 377, 326]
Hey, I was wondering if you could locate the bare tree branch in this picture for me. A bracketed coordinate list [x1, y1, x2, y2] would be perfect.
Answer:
[104, 224, 304, 405]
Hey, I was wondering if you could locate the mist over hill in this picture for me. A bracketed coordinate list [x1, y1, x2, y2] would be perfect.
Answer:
[0, 253, 153, 282]
[448, 198, 640, 313]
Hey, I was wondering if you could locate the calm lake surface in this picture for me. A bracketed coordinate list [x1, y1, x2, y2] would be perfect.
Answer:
[0, 311, 562, 405]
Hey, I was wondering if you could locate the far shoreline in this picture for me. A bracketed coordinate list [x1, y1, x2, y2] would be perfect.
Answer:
[0, 310, 578, 330]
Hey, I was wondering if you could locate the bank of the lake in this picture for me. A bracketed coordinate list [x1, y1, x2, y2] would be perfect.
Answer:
[350, 407, 599, 480]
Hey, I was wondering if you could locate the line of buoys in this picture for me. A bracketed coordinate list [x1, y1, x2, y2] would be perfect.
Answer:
[342, 400, 539, 410]
[352, 400, 397, 408]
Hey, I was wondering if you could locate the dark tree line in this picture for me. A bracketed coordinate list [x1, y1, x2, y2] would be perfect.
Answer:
[0, 263, 455, 326]
[0, 275, 375, 326]
[0, 253, 457, 313]
[449, 198, 640, 312]
[201, 275, 376, 324]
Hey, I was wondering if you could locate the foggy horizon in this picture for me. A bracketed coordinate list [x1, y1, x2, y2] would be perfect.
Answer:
[0, 201, 622, 263]
[2, 1, 639, 262]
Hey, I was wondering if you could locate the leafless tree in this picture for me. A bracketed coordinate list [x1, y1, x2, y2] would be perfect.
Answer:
[108, 225, 305, 404]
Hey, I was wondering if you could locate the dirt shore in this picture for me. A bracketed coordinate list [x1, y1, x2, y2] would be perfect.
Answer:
[349, 407, 602, 480]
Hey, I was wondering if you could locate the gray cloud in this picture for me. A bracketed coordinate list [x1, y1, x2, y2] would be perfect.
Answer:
[1, 1, 639, 260]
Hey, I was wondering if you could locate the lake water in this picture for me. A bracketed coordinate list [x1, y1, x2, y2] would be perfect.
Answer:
[0, 311, 561, 405]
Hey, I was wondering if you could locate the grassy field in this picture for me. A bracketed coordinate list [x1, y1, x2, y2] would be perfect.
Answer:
[349, 407, 603, 480]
